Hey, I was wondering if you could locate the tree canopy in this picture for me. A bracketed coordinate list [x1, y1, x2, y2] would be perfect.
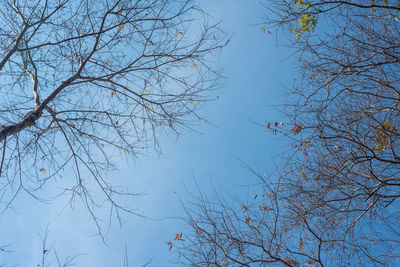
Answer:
[0, 0, 223, 235]
[174, 0, 400, 266]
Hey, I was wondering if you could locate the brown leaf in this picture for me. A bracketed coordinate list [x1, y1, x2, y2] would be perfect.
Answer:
[241, 204, 248, 213]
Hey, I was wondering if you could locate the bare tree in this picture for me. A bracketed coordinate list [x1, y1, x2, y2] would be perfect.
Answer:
[0, 0, 224, 232]
[174, 0, 400, 266]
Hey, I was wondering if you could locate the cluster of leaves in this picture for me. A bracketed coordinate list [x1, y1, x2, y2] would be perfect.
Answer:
[292, 0, 316, 40]
[167, 232, 185, 252]
[372, 121, 397, 153]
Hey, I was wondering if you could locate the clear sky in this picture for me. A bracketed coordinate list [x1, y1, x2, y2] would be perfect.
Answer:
[1, 1, 296, 266]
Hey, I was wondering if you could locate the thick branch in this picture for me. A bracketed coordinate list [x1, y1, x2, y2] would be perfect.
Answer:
[0, 74, 79, 142]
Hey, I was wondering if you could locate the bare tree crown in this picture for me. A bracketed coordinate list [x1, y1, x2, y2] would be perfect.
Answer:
[0, 0, 224, 231]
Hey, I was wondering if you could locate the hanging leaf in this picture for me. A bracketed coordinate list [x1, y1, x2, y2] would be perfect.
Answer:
[167, 241, 173, 251]
[241, 204, 248, 213]
[174, 232, 184, 241]
[176, 32, 183, 38]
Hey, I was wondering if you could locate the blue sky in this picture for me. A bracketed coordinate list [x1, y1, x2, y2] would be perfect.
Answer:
[1, 1, 296, 266]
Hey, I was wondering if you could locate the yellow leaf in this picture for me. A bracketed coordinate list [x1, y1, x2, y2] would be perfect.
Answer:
[40, 168, 47, 173]
[123, 151, 127, 156]
[260, 28, 266, 33]
[189, 99, 194, 106]
[145, 104, 151, 112]
[176, 32, 183, 38]
[85, 91, 89, 95]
